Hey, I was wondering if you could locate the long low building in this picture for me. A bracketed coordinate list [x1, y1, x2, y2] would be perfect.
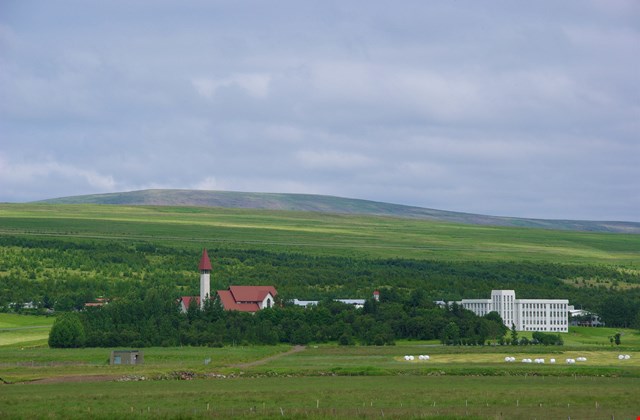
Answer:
[457, 290, 568, 333]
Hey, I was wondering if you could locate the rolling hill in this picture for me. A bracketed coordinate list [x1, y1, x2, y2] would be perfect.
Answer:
[36, 189, 640, 234]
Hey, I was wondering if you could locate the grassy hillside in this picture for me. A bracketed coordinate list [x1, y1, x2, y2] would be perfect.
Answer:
[35, 189, 640, 234]
[2, 203, 639, 265]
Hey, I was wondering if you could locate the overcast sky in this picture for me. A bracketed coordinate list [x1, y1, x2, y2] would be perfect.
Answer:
[1, 1, 639, 221]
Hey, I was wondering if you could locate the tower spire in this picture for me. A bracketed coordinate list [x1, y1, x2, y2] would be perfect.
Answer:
[199, 249, 211, 309]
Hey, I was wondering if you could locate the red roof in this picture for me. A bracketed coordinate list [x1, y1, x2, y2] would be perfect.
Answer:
[229, 285, 277, 303]
[198, 249, 212, 271]
[179, 296, 201, 309]
[217, 290, 261, 312]
[180, 286, 277, 313]
[216, 286, 277, 312]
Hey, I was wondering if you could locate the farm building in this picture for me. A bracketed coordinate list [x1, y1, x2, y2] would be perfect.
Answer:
[179, 249, 277, 313]
[456, 290, 569, 332]
[110, 350, 143, 365]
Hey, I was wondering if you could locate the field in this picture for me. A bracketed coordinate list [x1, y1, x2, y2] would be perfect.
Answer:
[2, 203, 640, 418]
[2, 316, 640, 418]
[1, 203, 639, 264]
[0, 314, 54, 347]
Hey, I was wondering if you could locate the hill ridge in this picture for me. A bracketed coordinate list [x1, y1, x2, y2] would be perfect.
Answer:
[35, 189, 640, 234]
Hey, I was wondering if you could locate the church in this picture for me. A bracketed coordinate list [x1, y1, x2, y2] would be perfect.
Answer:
[179, 249, 277, 313]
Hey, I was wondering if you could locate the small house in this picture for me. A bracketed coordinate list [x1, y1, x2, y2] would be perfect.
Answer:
[110, 350, 143, 365]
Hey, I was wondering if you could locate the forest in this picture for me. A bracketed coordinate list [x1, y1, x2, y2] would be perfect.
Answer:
[2, 234, 640, 331]
[49, 286, 529, 348]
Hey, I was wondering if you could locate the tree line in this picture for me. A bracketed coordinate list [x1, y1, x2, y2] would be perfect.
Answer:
[50, 286, 515, 348]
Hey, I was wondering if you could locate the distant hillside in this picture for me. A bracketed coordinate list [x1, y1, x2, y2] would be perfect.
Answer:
[36, 189, 640, 234]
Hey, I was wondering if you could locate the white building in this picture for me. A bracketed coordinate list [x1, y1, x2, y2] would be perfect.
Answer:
[457, 290, 569, 332]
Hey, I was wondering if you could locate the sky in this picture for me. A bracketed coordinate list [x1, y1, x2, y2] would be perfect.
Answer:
[1, 1, 639, 221]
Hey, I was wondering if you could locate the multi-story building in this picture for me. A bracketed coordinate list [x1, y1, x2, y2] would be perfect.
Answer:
[457, 290, 568, 332]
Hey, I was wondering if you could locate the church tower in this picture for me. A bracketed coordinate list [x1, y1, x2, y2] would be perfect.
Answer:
[199, 249, 212, 309]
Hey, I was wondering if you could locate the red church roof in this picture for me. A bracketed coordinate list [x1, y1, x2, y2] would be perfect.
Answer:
[179, 296, 201, 309]
[198, 249, 212, 271]
[217, 290, 260, 312]
[228, 285, 277, 303]
[218, 286, 277, 312]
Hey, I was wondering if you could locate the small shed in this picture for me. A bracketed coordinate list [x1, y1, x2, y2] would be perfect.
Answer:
[110, 350, 143, 365]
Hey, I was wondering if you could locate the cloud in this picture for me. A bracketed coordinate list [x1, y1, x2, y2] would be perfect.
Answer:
[0, 0, 638, 221]
[192, 73, 271, 99]
[0, 154, 116, 200]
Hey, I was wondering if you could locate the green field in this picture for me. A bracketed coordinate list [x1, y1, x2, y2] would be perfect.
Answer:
[1, 203, 639, 264]
[2, 313, 640, 418]
[0, 314, 54, 347]
[2, 203, 640, 418]
[2, 375, 640, 419]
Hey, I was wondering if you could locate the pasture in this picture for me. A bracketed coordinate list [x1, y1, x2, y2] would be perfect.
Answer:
[1, 343, 640, 419]
[2, 314, 640, 418]
[2, 375, 640, 419]
[1, 203, 639, 264]
[0, 314, 54, 347]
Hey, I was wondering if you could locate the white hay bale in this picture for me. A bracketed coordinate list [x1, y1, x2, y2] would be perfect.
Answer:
[424, 355, 430, 360]
[625, 355, 631, 360]
[550, 358, 555, 363]
[409, 355, 415, 361]
[404, 355, 410, 361]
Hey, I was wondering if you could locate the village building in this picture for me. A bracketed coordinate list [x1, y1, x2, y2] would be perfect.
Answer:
[292, 290, 379, 309]
[568, 305, 605, 327]
[179, 249, 277, 313]
[455, 290, 569, 333]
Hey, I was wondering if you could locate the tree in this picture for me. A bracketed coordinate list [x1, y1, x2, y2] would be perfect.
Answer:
[441, 322, 460, 345]
[49, 312, 86, 348]
[510, 323, 518, 346]
[614, 332, 621, 346]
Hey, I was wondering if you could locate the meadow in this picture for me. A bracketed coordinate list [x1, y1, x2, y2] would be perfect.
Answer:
[1, 203, 639, 264]
[2, 316, 640, 418]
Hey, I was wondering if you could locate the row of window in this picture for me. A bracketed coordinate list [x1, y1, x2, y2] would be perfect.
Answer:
[523, 326, 568, 332]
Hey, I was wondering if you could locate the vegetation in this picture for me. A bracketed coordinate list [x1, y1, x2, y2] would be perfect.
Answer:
[2, 202, 640, 418]
[45, 287, 508, 348]
[2, 375, 640, 419]
[35, 189, 640, 233]
[1, 203, 640, 331]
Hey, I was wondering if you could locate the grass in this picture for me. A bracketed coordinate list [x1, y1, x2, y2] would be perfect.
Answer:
[1, 203, 639, 264]
[0, 314, 54, 348]
[2, 373, 640, 419]
[2, 319, 640, 418]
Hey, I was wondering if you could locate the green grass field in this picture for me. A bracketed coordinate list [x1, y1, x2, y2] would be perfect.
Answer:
[0, 314, 54, 348]
[1, 203, 639, 264]
[2, 314, 640, 418]
[2, 375, 640, 419]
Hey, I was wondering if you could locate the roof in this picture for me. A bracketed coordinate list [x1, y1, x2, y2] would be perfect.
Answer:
[228, 285, 277, 303]
[198, 249, 212, 271]
[179, 296, 201, 309]
[216, 286, 277, 312]
[217, 290, 261, 312]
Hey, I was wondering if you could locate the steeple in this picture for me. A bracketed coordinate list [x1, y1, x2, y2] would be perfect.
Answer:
[199, 248, 212, 272]
[199, 249, 211, 309]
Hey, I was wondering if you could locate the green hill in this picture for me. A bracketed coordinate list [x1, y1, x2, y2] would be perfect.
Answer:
[35, 189, 640, 234]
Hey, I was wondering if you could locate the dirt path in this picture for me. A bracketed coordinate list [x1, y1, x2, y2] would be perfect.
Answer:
[229, 345, 306, 369]
[21, 374, 121, 385]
